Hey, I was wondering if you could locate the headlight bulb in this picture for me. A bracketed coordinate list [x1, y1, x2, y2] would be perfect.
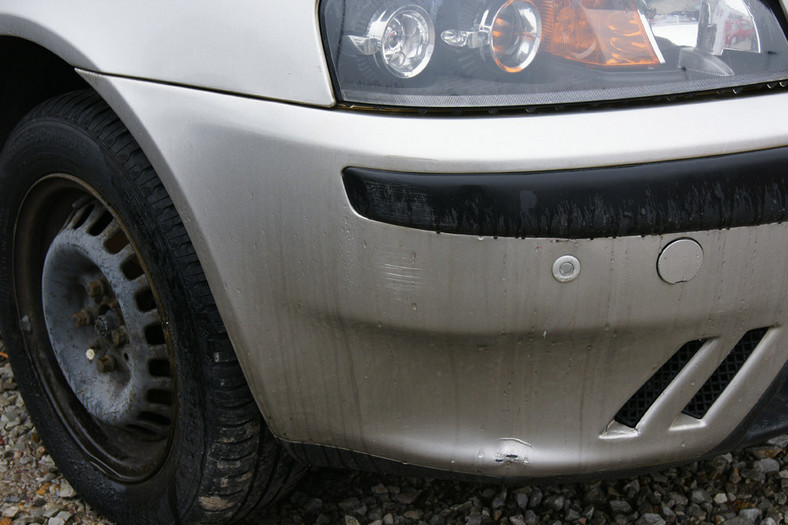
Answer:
[485, 0, 542, 72]
[441, 0, 542, 73]
[347, 5, 436, 79]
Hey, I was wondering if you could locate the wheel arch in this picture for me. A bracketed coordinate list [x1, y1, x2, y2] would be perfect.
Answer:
[0, 35, 92, 150]
[0, 28, 283, 435]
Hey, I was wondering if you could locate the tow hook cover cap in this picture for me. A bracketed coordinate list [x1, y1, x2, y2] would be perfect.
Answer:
[658, 238, 703, 284]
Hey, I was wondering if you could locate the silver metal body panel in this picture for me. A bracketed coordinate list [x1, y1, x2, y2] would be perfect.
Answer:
[0, 1, 334, 106]
[83, 70, 788, 477]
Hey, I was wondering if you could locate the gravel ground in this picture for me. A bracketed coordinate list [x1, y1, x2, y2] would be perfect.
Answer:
[2, 337, 788, 525]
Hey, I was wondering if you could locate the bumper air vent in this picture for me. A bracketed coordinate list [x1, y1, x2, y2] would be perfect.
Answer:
[614, 339, 706, 428]
[682, 328, 769, 419]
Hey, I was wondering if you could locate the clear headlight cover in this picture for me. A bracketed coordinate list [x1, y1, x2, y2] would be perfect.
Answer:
[319, 0, 788, 107]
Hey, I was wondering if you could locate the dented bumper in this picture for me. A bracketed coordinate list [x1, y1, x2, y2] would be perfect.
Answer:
[87, 70, 788, 479]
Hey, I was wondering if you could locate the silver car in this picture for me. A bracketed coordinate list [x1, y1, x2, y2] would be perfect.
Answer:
[0, 0, 787, 523]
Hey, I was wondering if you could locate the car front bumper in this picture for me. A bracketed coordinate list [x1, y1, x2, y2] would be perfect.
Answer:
[85, 69, 788, 479]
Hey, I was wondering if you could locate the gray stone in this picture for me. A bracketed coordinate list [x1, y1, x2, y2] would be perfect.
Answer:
[738, 508, 761, 522]
[582, 506, 595, 520]
[394, 490, 420, 505]
[668, 492, 689, 506]
[585, 485, 606, 503]
[515, 493, 529, 510]
[57, 481, 76, 499]
[691, 489, 712, 505]
[465, 510, 482, 525]
[367, 507, 383, 522]
[610, 500, 633, 514]
[660, 506, 676, 519]
[371, 484, 388, 495]
[754, 458, 780, 473]
[528, 489, 543, 508]
[716, 453, 734, 464]
[338, 497, 360, 511]
[637, 513, 665, 525]
[546, 494, 565, 512]
[766, 434, 788, 448]
[687, 503, 706, 519]
[740, 469, 766, 483]
[623, 479, 640, 498]
[452, 501, 473, 513]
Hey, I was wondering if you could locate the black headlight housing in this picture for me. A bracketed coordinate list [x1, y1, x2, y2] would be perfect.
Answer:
[320, 0, 788, 108]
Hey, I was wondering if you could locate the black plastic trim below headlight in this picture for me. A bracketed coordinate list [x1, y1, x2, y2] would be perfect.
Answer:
[343, 147, 788, 239]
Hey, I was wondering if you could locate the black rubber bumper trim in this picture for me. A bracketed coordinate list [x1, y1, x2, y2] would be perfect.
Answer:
[343, 147, 788, 239]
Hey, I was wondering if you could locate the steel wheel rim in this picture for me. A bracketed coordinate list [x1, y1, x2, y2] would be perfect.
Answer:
[14, 175, 176, 481]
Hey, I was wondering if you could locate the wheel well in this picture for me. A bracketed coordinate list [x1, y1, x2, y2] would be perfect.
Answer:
[0, 37, 91, 150]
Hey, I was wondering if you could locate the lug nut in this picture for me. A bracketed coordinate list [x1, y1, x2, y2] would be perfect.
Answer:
[85, 279, 106, 301]
[111, 326, 128, 346]
[96, 355, 116, 373]
[73, 309, 95, 327]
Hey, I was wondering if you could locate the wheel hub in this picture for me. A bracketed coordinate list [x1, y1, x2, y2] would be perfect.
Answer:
[41, 199, 174, 440]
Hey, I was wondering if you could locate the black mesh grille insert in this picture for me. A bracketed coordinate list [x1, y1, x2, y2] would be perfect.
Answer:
[614, 339, 706, 428]
[682, 328, 769, 419]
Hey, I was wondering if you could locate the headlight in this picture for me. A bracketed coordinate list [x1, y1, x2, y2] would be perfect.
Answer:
[320, 0, 788, 107]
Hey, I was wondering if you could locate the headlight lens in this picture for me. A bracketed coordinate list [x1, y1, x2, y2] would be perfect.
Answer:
[320, 0, 788, 107]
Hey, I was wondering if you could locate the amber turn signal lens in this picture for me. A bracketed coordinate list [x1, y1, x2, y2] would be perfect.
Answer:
[547, 0, 664, 66]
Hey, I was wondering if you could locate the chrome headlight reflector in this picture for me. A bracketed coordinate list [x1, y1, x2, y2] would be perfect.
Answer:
[347, 5, 436, 78]
[320, 0, 788, 107]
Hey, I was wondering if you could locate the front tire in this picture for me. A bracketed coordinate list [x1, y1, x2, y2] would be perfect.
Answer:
[0, 91, 302, 524]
